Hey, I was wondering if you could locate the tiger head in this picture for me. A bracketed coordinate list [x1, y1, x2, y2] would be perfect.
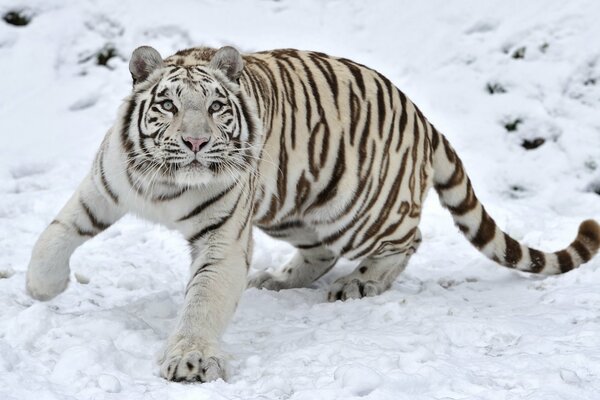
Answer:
[122, 45, 260, 187]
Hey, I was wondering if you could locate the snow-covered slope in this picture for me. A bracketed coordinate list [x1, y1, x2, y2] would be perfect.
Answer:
[1, 1, 599, 399]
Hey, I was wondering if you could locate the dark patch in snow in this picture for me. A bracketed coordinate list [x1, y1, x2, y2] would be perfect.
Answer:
[78, 44, 122, 69]
[584, 160, 597, 171]
[503, 118, 523, 132]
[587, 181, 600, 196]
[3, 10, 30, 26]
[521, 138, 545, 150]
[486, 82, 506, 94]
[0, 268, 15, 279]
[508, 184, 529, 199]
[512, 46, 526, 59]
[96, 45, 118, 67]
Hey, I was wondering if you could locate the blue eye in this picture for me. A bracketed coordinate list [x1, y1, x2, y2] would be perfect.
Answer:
[161, 100, 176, 112]
[210, 101, 223, 113]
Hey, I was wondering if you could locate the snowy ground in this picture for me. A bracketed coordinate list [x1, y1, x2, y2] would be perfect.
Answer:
[1, 0, 600, 399]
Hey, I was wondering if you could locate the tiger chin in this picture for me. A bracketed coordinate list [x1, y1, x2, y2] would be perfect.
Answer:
[26, 45, 600, 383]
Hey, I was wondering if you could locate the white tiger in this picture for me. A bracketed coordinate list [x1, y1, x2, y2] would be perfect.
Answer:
[26, 45, 600, 382]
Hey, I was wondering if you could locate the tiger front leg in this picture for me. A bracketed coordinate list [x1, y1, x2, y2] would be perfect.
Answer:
[160, 225, 251, 382]
[26, 174, 123, 300]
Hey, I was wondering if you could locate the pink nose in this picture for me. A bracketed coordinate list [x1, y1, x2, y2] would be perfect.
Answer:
[183, 136, 209, 153]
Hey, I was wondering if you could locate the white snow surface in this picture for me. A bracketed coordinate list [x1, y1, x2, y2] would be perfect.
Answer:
[1, 0, 600, 399]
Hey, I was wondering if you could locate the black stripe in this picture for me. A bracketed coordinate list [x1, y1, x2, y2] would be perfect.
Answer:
[307, 137, 345, 211]
[231, 101, 243, 135]
[339, 58, 366, 98]
[295, 54, 322, 117]
[242, 71, 263, 113]
[73, 222, 96, 237]
[158, 88, 169, 97]
[296, 242, 323, 250]
[240, 95, 256, 144]
[277, 60, 297, 111]
[436, 159, 465, 191]
[556, 250, 574, 273]
[308, 53, 339, 110]
[120, 99, 136, 155]
[187, 191, 243, 242]
[137, 99, 147, 136]
[374, 78, 386, 137]
[339, 218, 372, 256]
[80, 199, 110, 231]
[572, 240, 591, 262]
[528, 248, 546, 273]
[215, 87, 226, 98]
[152, 186, 188, 202]
[185, 269, 219, 296]
[470, 210, 496, 249]
[188, 219, 227, 243]
[504, 233, 522, 267]
[396, 90, 409, 151]
[348, 83, 360, 145]
[99, 152, 119, 204]
[189, 263, 212, 283]
[260, 220, 304, 232]
[237, 208, 253, 240]
[178, 183, 236, 221]
[447, 180, 477, 216]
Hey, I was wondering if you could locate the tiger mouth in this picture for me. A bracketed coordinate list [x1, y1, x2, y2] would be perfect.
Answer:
[183, 160, 205, 169]
[178, 159, 221, 174]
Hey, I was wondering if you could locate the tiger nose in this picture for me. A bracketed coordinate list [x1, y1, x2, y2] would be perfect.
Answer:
[183, 136, 209, 153]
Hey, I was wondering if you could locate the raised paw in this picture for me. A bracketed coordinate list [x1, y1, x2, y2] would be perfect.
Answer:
[247, 271, 289, 291]
[160, 338, 225, 383]
[26, 260, 70, 301]
[327, 278, 386, 302]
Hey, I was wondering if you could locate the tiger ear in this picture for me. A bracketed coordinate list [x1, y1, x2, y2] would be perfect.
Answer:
[129, 46, 164, 84]
[208, 46, 244, 82]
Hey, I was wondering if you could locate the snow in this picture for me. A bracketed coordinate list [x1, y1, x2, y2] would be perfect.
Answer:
[1, 0, 600, 399]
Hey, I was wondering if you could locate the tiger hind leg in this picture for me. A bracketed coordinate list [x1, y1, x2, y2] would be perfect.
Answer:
[328, 229, 422, 301]
[248, 246, 338, 291]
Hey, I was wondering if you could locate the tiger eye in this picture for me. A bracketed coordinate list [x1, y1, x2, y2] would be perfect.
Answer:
[210, 101, 223, 112]
[162, 100, 175, 111]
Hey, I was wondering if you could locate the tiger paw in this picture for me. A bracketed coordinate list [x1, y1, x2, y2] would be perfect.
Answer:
[327, 278, 385, 301]
[26, 259, 70, 301]
[247, 271, 289, 291]
[159, 337, 226, 383]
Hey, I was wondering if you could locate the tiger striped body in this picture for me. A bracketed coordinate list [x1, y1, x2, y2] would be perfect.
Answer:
[26, 46, 600, 383]
[235, 49, 433, 260]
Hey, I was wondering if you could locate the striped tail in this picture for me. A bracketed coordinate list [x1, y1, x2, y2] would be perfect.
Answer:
[431, 129, 600, 274]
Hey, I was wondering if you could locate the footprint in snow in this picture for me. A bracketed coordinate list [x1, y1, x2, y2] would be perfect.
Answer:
[334, 364, 383, 396]
[10, 162, 53, 179]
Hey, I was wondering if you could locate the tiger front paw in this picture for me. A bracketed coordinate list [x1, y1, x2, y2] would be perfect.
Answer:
[26, 259, 70, 301]
[159, 336, 226, 383]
